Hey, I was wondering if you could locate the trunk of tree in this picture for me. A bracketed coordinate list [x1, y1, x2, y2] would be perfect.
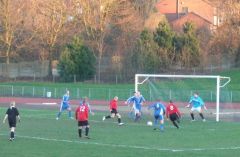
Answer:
[6, 44, 11, 64]
[97, 57, 101, 83]
[97, 43, 103, 83]
[48, 47, 53, 77]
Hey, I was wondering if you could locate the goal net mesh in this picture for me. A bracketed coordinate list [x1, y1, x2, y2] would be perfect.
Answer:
[136, 75, 238, 122]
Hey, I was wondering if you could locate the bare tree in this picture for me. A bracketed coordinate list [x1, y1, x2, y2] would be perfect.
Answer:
[0, 0, 35, 63]
[130, 0, 158, 20]
[32, 0, 72, 77]
[72, 0, 121, 83]
[209, 0, 240, 67]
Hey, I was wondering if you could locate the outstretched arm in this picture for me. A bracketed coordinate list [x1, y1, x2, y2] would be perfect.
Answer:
[202, 104, 207, 110]
[17, 115, 21, 122]
[3, 114, 8, 123]
[88, 103, 95, 115]
[148, 104, 155, 110]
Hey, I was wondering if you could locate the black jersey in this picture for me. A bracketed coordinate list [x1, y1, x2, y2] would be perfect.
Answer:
[6, 107, 19, 122]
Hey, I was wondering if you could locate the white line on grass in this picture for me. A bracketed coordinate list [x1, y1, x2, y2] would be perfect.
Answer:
[213, 112, 240, 115]
[0, 134, 239, 152]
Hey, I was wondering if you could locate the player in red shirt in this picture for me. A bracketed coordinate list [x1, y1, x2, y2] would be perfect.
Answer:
[166, 100, 181, 129]
[75, 97, 91, 139]
[102, 96, 124, 126]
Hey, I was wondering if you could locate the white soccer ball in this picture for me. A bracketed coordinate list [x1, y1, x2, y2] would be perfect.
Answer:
[147, 121, 153, 126]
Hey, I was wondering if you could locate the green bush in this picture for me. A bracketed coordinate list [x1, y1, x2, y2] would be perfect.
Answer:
[58, 37, 96, 82]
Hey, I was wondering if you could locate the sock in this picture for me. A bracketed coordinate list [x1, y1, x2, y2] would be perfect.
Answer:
[68, 111, 72, 118]
[57, 112, 61, 118]
[85, 127, 89, 136]
[172, 121, 179, 129]
[118, 118, 121, 123]
[134, 115, 138, 122]
[190, 113, 194, 120]
[105, 115, 111, 119]
[176, 118, 180, 123]
[10, 131, 14, 139]
[135, 114, 140, 122]
[160, 124, 164, 131]
[78, 129, 82, 137]
[154, 119, 158, 127]
[199, 113, 205, 119]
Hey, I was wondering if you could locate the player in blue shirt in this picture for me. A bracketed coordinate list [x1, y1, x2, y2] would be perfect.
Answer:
[125, 92, 137, 119]
[148, 101, 166, 131]
[186, 92, 207, 122]
[56, 90, 73, 120]
[125, 91, 145, 122]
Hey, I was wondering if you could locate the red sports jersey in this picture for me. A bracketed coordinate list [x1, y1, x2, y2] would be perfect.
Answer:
[109, 99, 118, 110]
[75, 104, 89, 121]
[166, 103, 181, 118]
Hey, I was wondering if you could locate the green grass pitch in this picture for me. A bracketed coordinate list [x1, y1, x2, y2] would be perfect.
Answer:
[0, 107, 240, 157]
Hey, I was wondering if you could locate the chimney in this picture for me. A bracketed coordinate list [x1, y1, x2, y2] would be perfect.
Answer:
[176, 0, 179, 19]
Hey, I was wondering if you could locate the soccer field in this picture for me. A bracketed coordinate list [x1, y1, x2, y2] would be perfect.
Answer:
[0, 106, 240, 157]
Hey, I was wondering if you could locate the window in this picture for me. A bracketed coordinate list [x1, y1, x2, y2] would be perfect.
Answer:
[182, 7, 188, 14]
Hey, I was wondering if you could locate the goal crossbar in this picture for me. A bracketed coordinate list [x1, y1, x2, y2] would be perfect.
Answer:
[135, 74, 231, 122]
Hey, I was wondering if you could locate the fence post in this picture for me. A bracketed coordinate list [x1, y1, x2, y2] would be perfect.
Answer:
[108, 88, 111, 100]
[77, 88, 80, 99]
[33, 87, 35, 97]
[43, 87, 46, 97]
[115, 75, 118, 84]
[22, 87, 24, 96]
[55, 88, 57, 98]
[53, 75, 55, 83]
[149, 88, 151, 101]
[33, 73, 36, 82]
[88, 88, 91, 98]
[11, 86, 13, 96]
[211, 91, 213, 102]
[74, 75, 76, 83]
[169, 90, 172, 100]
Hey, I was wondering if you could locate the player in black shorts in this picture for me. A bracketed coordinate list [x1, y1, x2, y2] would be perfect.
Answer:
[102, 96, 124, 125]
[166, 100, 181, 129]
[3, 101, 20, 141]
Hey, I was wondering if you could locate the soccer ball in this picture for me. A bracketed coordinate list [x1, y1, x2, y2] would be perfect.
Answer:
[147, 121, 153, 126]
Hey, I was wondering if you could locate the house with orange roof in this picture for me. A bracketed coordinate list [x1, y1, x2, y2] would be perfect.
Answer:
[171, 12, 212, 32]
[156, 0, 222, 31]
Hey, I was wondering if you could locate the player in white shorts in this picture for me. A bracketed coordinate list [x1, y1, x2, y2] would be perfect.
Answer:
[186, 92, 207, 122]
[125, 91, 145, 122]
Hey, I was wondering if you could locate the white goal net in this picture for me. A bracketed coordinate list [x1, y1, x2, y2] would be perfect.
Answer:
[135, 74, 233, 122]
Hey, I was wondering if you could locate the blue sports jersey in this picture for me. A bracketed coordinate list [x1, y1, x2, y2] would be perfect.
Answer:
[148, 103, 166, 116]
[189, 96, 204, 108]
[127, 95, 145, 110]
[62, 94, 70, 106]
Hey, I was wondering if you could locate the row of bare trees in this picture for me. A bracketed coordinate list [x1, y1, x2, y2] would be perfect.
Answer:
[0, 0, 239, 81]
[0, 0, 150, 79]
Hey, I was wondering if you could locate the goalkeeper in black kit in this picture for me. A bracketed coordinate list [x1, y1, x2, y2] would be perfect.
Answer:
[3, 101, 21, 141]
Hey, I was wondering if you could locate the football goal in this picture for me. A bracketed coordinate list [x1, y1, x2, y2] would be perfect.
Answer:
[135, 74, 231, 122]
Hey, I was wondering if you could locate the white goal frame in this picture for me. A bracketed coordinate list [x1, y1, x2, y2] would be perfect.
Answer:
[135, 74, 231, 122]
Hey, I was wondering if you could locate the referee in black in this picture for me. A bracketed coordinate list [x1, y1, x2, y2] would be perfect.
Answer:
[3, 101, 20, 141]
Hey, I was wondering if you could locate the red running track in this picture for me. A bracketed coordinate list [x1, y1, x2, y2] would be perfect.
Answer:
[0, 97, 240, 109]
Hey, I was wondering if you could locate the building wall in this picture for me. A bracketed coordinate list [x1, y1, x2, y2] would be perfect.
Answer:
[156, 0, 215, 24]
[171, 13, 212, 32]
[0, 61, 49, 78]
[179, 0, 214, 23]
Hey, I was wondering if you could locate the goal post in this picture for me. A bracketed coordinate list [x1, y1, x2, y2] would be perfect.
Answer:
[135, 74, 231, 122]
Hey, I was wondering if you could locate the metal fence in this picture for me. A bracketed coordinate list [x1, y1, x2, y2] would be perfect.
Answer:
[0, 85, 239, 103]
